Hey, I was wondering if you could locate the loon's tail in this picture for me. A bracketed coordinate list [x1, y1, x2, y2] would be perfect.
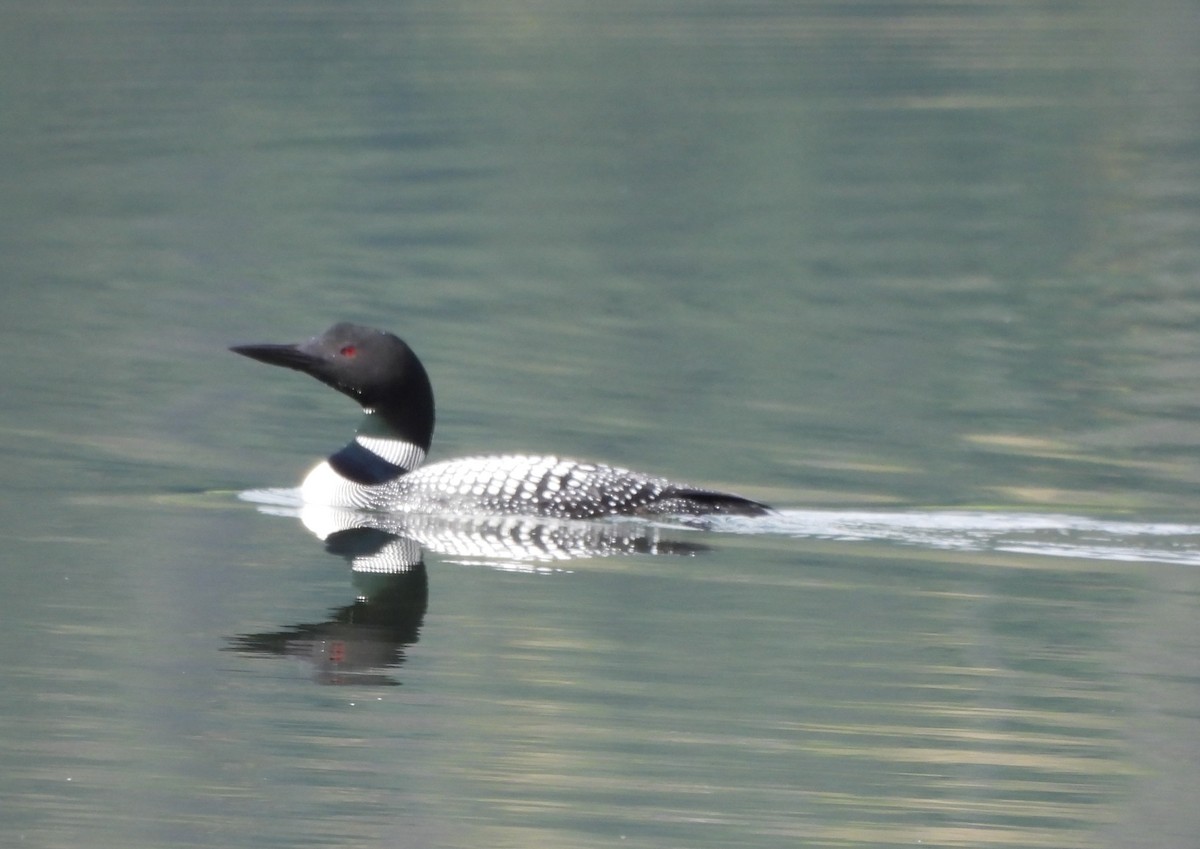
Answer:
[650, 487, 772, 518]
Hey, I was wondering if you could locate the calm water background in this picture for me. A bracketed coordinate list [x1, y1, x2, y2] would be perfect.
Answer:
[4, 1, 1200, 847]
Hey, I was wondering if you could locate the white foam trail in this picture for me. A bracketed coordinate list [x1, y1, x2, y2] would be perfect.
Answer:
[749, 509, 1200, 565]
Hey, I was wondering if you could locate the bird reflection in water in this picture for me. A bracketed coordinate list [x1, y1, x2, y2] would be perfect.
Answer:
[228, 500, 710, 685]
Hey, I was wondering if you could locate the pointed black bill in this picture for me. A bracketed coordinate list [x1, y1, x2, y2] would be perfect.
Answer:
[229, 342, 320, 373]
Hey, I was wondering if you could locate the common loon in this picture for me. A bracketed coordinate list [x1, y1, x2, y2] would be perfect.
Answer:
[231, 323, 769, 520]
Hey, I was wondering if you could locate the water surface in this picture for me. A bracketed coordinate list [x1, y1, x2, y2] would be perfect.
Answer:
[4, 1, 1200, 847]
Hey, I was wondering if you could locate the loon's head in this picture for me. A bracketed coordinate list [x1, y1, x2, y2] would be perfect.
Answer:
[231, 323, 435, 450]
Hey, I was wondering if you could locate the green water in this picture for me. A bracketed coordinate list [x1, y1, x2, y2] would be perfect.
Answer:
[3, 1, 1200, 847]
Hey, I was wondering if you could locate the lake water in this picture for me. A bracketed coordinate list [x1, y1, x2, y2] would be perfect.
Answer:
[4, 1, 1200, 847]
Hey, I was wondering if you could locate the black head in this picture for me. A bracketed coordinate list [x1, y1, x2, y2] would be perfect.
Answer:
[231, 323, 435, 449]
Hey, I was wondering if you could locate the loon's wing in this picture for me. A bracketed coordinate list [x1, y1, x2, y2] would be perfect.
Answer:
[387, 454, 768, 520]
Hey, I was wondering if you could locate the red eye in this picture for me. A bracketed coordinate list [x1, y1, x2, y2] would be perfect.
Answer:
[339, 345, 357, 357]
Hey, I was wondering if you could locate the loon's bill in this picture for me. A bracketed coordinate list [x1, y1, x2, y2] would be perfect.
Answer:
[231, 322, 769, 520]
